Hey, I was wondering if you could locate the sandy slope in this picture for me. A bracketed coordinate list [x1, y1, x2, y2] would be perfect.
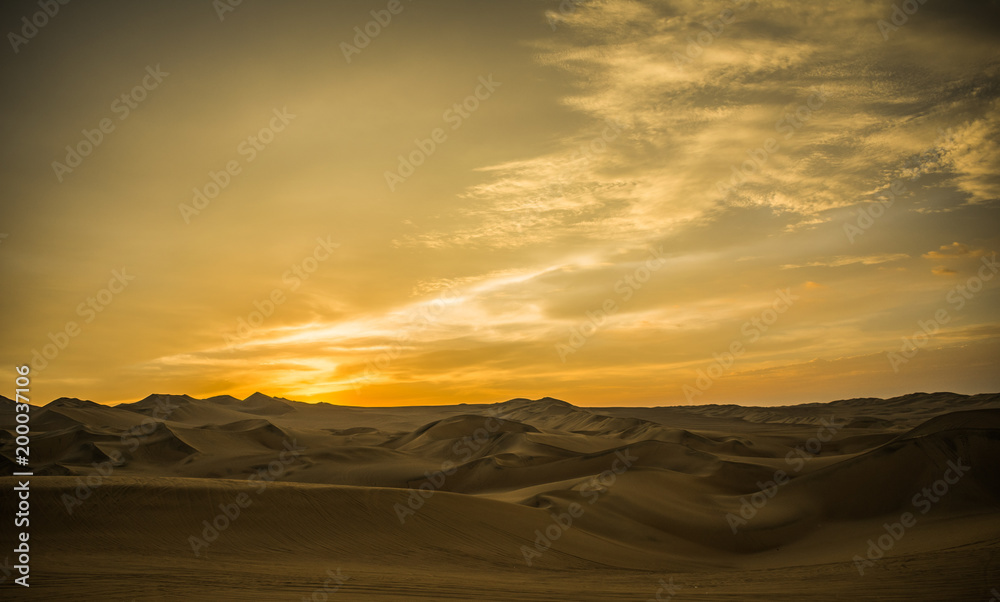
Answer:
[1, 392, 999, 600]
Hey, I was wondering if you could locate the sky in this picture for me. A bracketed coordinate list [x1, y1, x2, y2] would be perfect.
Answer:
[1, 0, 998, 407]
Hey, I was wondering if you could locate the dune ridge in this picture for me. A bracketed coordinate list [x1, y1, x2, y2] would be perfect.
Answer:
[2, 391, 999, 600]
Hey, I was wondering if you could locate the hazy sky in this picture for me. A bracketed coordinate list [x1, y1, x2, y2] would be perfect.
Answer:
[2, 0, 998, 407]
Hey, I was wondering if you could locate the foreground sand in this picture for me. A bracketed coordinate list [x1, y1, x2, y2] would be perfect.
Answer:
[2, 392, 999, 600]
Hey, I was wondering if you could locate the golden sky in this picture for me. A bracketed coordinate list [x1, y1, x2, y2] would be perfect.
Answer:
[2, 0, 998, 407]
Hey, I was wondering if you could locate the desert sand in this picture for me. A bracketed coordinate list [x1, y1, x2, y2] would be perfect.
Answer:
[2, 392, 999, 600]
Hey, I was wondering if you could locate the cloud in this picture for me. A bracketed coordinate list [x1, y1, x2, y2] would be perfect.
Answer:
[922, 242, 987, 259]
[398, 0, 998, 256]
[782, 253, 910, 269]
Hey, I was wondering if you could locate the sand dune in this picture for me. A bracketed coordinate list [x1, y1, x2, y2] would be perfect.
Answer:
[1, 392, 999, 600]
